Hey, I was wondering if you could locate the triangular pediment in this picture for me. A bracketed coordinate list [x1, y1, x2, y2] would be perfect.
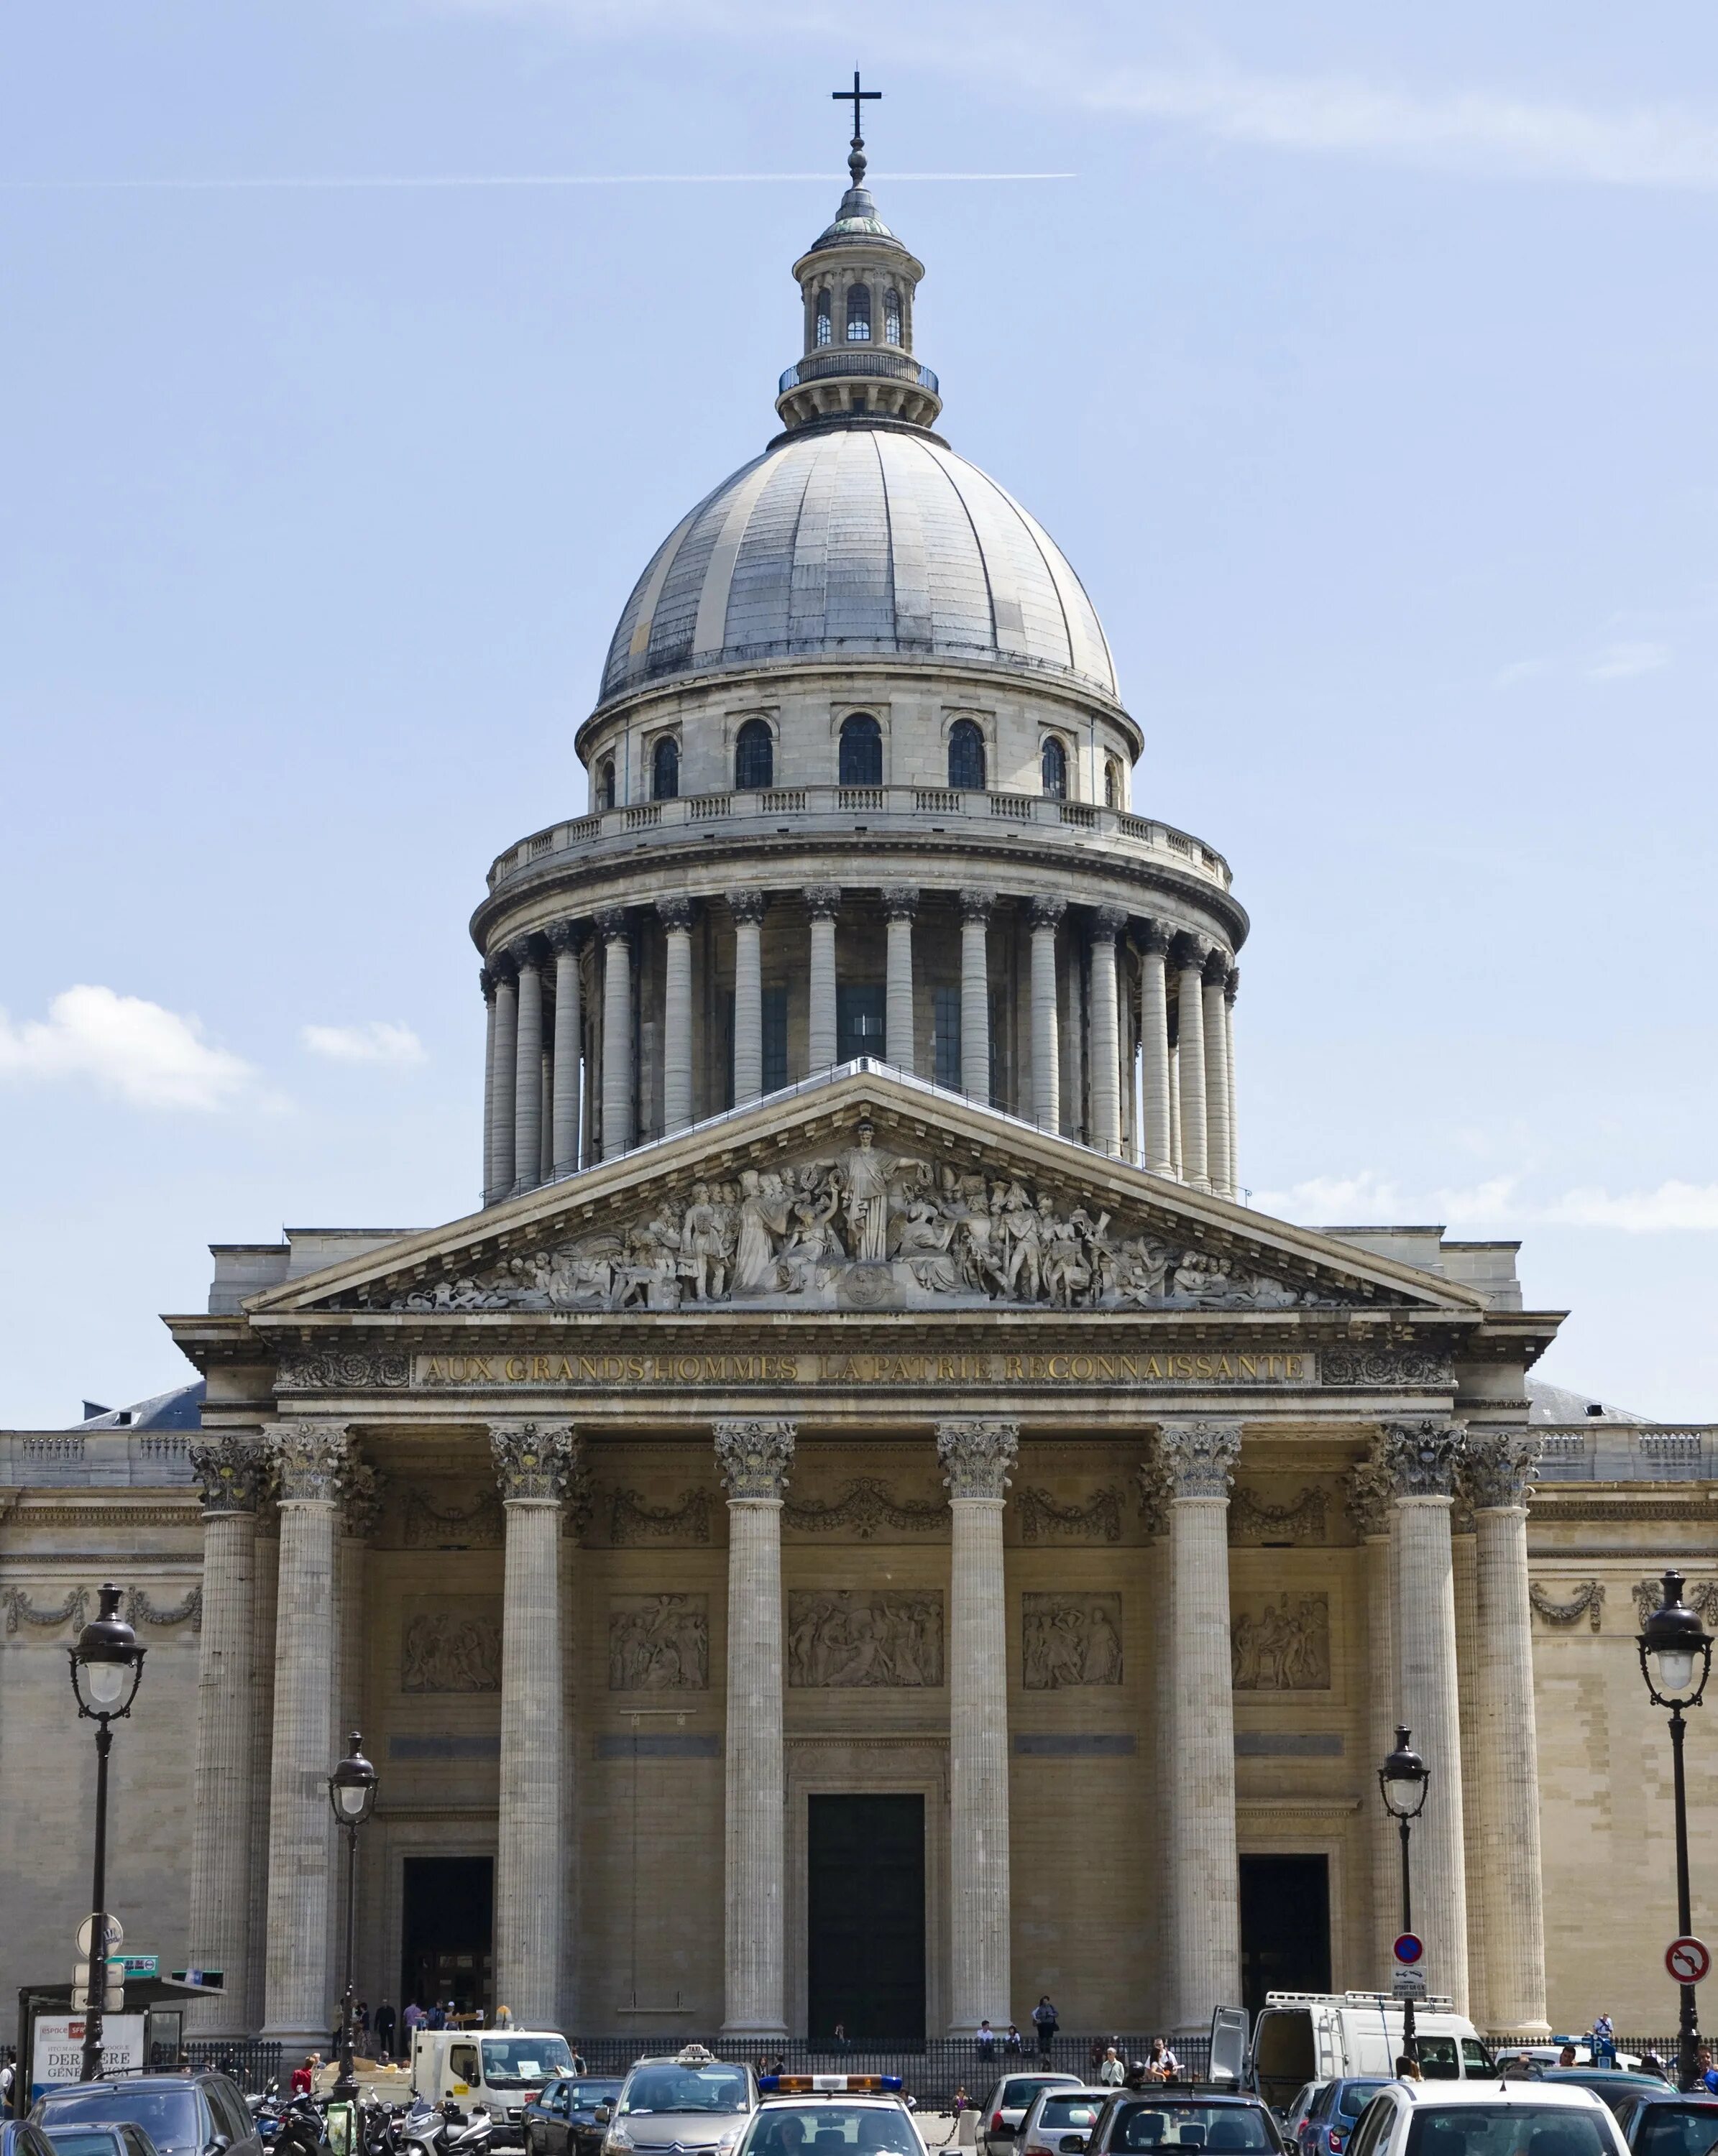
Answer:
[251, 1070, 1484, 1322]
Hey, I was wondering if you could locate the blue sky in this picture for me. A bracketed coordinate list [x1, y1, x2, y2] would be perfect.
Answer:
[4, 1, 1717, 1424]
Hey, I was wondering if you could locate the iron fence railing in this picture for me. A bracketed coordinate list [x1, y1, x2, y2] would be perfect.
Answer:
[182, 2039, 285, 2093]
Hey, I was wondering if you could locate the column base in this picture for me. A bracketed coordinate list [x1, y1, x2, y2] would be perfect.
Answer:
[721, 2020, 789, 2040]
[262, 2024, 335, 2056]
[1489, 2019, 1553, 2042]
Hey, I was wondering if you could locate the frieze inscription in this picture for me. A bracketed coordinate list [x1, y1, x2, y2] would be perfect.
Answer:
[412, 1347, 1316, 1390]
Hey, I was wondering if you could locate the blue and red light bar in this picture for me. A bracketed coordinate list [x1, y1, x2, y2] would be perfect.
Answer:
[759, 2076, 904, 2095]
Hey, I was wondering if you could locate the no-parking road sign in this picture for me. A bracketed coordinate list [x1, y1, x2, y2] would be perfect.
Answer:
[1394, 1933, 1425, 1966]
[1667, 1936, 1712, 1985]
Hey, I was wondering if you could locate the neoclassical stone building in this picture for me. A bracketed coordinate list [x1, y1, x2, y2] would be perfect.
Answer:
[4, 134, 1716, 2054]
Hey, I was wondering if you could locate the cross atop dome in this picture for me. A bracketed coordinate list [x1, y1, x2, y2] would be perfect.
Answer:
[830, 68, 881, 187]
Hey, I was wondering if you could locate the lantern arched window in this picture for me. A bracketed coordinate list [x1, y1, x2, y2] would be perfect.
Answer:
[846, 284, 872, 342]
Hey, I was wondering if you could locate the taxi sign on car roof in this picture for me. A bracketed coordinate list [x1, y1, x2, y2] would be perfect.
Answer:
[759, 2077, 904, 2096]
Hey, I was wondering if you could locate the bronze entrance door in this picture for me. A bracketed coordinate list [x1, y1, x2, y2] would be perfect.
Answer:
[1239, 1854, 1331, 2013]
[807, 1794, 926, 2040]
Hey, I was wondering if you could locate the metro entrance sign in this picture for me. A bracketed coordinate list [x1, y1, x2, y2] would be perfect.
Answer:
[1667, 1936, 1712, 1985]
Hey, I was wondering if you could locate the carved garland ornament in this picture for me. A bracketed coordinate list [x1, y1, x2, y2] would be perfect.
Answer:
[1016, 1485, 1124, 1544]
[1228, 1485, 1328, 1544]
[1633, 1579, 1718, 1629]
[714, 1420, 797, 1501]
[403, 1488, 505, 1549]
[124, 1587, 203, 1632]
[607, 1487, 714, 1545]
[275, 1348, 410, 1392]
[1, 1586, 89, 1634]
[1320, 1347, 1453, 1388]
[936, 1419, 1019, 1501]
[1529, 1582, 1606, 1632]
[784, 1478, 947, 1539]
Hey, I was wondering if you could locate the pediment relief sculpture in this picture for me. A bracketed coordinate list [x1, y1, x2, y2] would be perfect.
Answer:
[326, 1129, 1362, 1317]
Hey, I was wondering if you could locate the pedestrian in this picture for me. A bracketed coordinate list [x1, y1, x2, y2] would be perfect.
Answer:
[426, 2004, 445, 2032]
[292, 2055, 317, 2097]
[1395, 2058, 1423, 2083]
[495, 2004, 515, 2030]
[569, 2042, 589, 2073]
[1032, 1997, 1059, 2060]
[1700, 2045, 1718, 2095]
[1593, 2015, 1615, 2070]
[1098, 2050, 1124, 2088]
[833, 2022, 850, 2051]
[1003, 2027, 1023, 2057]
[952, 2088, 971, 2119]
[404, 2002, 424, 2040]
[1124, 2063, 1148, 2093]
[375, 2001, 397, 2060]
[1557, 2045, 1578, 2070]
[1640, 2053, 1668, 2083]
[1147, 2040, 1179, 2083]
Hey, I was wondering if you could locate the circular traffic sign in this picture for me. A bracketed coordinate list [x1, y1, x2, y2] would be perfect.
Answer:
[1394, 1932, 1425, 1966]
[75, 1915, 123, 1956]
[1668, 1936, 1711, 1984]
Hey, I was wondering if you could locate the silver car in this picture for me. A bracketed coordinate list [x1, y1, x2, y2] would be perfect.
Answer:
[978, 2078, 1085, 2156]
[602, 2050, 758, 2156]
[1016, 2091, 1110, 2156]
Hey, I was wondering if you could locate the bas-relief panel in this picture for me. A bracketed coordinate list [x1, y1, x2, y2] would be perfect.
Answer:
[1230, 1592, 1331, 1691]
[608, 1594, 709, 1691]
[786, 1590, 945, 1688]
[400, 1598, 503, 1692]
[1021, 1593, 1124, 1689]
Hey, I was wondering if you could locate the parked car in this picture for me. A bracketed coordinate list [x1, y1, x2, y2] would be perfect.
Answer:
[1281, 2092, 1326, 2146]
[3, 2124, 62, 2156]
[602, 2047, 758, 2156]
[525, 2081, 623, 2156]
[1083, 2089, 1290, 2156]
[1296, 2080, 1391, 2156]
[1016, 2091, 1108, 2156]
[978, 2079, 1085, 2156]
[42, 2124, 162, 2156]
[1530, 2078, 1671, 2123]
[1340, 2078, 1626, 2156]
[1609, 2091, 1718, 2156]
[35, 2075, 262, 2156]
[1251, 1996, 1492, 2114]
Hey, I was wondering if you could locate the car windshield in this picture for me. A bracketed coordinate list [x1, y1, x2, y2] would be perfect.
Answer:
[1635, 2110, 1718, 2156]
[743, 2108, 918, 2156]
[47, 2134, 127, 2156]
[620, 2069, 750, 2116]
[566, 2086, 623, 2110]
[1338, 2090, 1389, 2123]
[1410, 2045, 1461, 2084]
[40, 2094, 197, 2151]
[482, 2040, 575, 2086]
[1403, 2106, 1617, 2156]
[1039, 2102, 1106, 2131]
[1109, 2104, 1275, 2151]
[1009, 2086, 1076, 2111]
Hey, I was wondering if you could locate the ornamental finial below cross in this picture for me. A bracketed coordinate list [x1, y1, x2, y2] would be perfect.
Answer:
[831, 69, 881, 185]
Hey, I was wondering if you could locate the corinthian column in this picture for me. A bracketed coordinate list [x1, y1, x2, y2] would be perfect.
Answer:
[548, 922, 583, 1174]
[804, 885, 841, 1072]
[1349, 1453, 1400, 1971]
[491, 1422, 579, 2028]
[1029, 896, 1065, 1132]
[715, 1419, 797, 2037]
[730, 891, 768, 1103]
[490, 958, 518, 1202]
[479, 968, 498, 1203]
[512, 937, 545, 1194]
[1463, 1431, 1549, 2035]
[883, 885, 919, 1076]
[958, 890, 993, 1103]
[1089, 908, 1124, 1156]
[1173, 936, 1209, 1190]
[185, 1438, 266, 2035]
[1157, 1418, 1242, 2033]
[658, 899, 694, 1133]
[1223, 967, 1239, 1195]
[597, 908, 633, 1157]
[1202, 948, 1232, 1199]
[262, 1422, 349, 2050]
[1381, 1419, 1471, 2014]
[1139, 922, 1174, 1176]
[936, 1419, 1019, 2034]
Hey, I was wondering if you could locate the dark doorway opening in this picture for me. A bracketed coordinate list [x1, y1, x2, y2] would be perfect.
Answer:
[401, 1856, 494, 2019]
[837, 982, 886, 1067]
[808, 1795, 925, 2040]
[1239, 1854, 1331, 2014]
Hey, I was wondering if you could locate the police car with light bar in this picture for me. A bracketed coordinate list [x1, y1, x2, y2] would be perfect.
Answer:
[736, 2073, 925, 2156]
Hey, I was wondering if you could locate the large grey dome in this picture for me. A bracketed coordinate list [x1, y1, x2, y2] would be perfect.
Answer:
[598, 425, 1118, 709]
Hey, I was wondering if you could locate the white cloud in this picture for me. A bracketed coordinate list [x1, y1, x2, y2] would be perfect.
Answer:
[1588, 640, 1672, 680]
[1254, 1169, 1718, 1234]
[0, 985, 255, 1111]
[301, 1021, 427, 1067]
[1545, 1181, 1718, 1232]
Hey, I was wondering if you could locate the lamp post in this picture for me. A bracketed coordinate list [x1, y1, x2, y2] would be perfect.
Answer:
[328, 1732, 379, 2103]
[1379, 1725, 1430, 2065]
[1637, 1570, 1713, 2092]
[68, 1583, 147, 2085]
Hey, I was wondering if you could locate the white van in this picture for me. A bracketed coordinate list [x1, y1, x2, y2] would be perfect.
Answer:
[409, 2029, 577, 2145]
[1251, 1991, 1493, 2111]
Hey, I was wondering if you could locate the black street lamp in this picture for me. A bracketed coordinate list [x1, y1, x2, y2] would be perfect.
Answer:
[1637, 1570, 1713, 2093]
[1379, 1725, 1430, 2065]
[68, 1583, 147, 2086]
[328, 1732, 378, 2104]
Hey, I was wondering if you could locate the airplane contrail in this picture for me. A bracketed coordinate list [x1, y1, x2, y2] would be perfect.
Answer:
[0, 170, 1076, 191]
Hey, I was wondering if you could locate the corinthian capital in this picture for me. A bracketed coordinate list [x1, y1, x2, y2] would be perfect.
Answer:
[1090, 906, 1126, 941]
[1137, 918, 1172, 959]
[490, 1422, 581, 1503]
[714, 1419, 797, 1499]
[802, 883, 843, 918]
[727, 890, 769, 928]
[266, 1422, 352, 1505]
[340, 1457, 386, 1541]
[1379, 1418, 1466, 1500]
[1156, 1419, 1242, 1501]
[881, 884, 920, 923]
[1345, 1452, 1395, 1539]
[189, 1436, 268, 1516]
[1460, 1429, 1541, 1511]
[958, 888, 995, 926]
[1027, 895, 1066, 934]
[935, 1419, 1019, 1500]
[657, 896, 695, 934]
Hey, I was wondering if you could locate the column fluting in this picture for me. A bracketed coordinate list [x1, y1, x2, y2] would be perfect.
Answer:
[1223, 966, 1239, 1195]
[479, 969, 498, 1203]
[883, 885, 919, 1077]
[492, 1422, 579, 2027]
[549, 922, 582, 1174]
[805, 885, 840, 1072]
[659, 898, 694, 1133]
[1201, 947, 1232, 1199]
[1173, 935, 1210, 1190]
[512, 937, 545, 1194]
[730, 890, 768, 1102]
[597, 908, 633, 1157]
[1464, 1430, 1550, 2036]
[715, 1418, 797, 2037]
[261, 1422, 349, 2049]
[936, 1419, 1019, 2035]
[490, 959, 518, 1202]
[958, 890, 993, 1104]
[1089, 907, 1124, 1156]
[1382, 1418, 1471, 2014]
[1139, 923, 1174, 1176]
[185, 1438, 266, 2035]
[1349, 1455, 1401, 1974]
[1157, 1419, 1243, 2033]
[1029, 895, 1065, 1133]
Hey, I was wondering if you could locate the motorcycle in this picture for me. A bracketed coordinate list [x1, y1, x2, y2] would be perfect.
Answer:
[398, 2100, 495, 2156]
